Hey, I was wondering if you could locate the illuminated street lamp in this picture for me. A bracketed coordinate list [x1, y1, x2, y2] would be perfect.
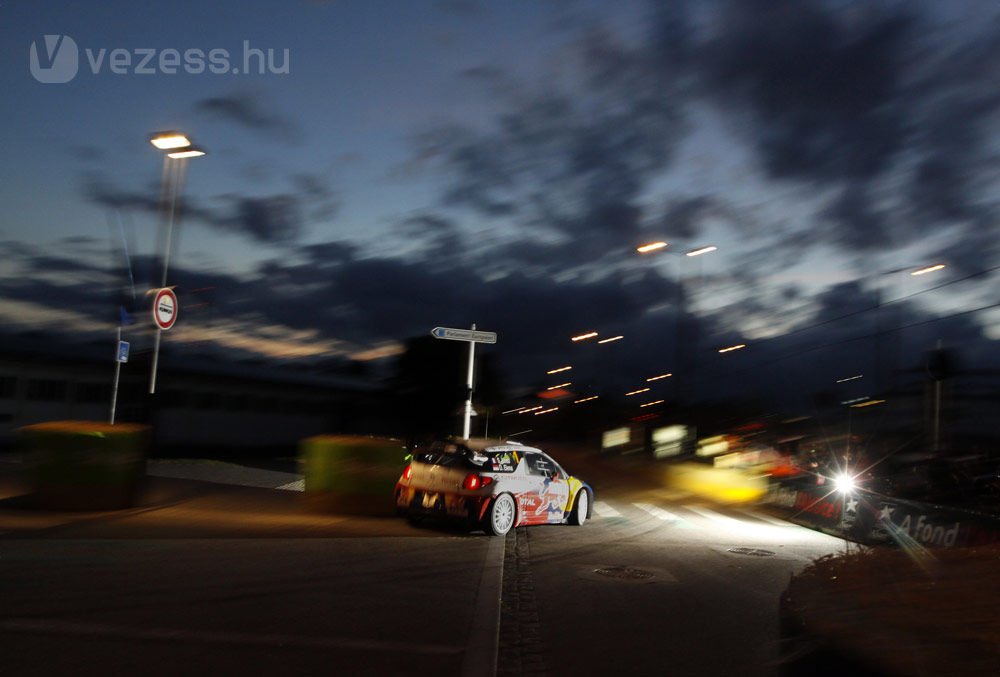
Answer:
[718, 343, 746, 354]
[571, 331, 599, 342]
[148, 130, 207, 394]
[149, 131, 191, 150]
[597, 335, 624, 344]
[873, 261, 947, 394]
[685, 245, 718, 257]
[636, 241, 668, 253]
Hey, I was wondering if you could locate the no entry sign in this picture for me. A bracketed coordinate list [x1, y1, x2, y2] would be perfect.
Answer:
[152, 287, 178, 330]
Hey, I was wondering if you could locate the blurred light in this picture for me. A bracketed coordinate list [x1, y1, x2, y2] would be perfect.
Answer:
[503, 407, 525, 415]
[598, 335, 624, 344]
[640, 399, 665, 408]
[149, 132, 191, 149]
[836, 375, 863, 383]
[574, 396, 599, 404]
[685, 245, 718, 257]
[520, 406, 544, 414]
[547, 382, 572, 390]
[547, 366, 572, 374]
[534, 407, 559, 416]
[625, 388, 650, 396]
[911, 263, 946, 276]
[637, 241, 668, 253]
[850, 398, 886, 408]
[833, 473, 856, 494]
[167, 147, 207, 159]
[718, 344, 746, 353]
[646, 373, 673, 382]
[571, 331, 598, 342]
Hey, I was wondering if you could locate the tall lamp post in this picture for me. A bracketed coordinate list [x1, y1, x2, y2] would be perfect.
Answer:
[148, 131, 207, 394]
[872, 262, 946, 396]
[636, 241, 718, 402]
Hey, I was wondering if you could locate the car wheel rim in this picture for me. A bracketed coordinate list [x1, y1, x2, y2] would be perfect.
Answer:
[493, 496, 514, 533]
[578, 492, 588, 524]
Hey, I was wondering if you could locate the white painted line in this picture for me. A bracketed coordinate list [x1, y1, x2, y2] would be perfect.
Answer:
[459, 534, 505, 677]
[736, 508, 792, 528]
[685, 505, 744, 527]
[593, 501, 621, 518]
[0, 618, 462, 656]
[633, 503, 682, 522]
[275, 480, 305, 492]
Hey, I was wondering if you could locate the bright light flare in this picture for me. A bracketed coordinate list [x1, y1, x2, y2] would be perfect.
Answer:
[718, 344, 746, 353]
[571, 332, 598, 342]
[625, 388, 651, 396]
[598, 335, 624, 344]
[547, 382, 572, 390]
[149, 132, 191, 149]
[636, 241, 668, 253]
[685, 245, 717, 257]
[833, 473, 856, 494]
[646, 373, 673, 382]
[640, 399, 665, 408]
[547, 366, 572, 374]
[534, 407, 559, 416]
[167, 147, 207, 159]
[910, 263, 946, 276]
[520, 406, 544, 414]
[574, 396, 599, 404]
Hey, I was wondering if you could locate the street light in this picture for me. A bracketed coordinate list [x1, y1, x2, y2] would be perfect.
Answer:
[872, 262, 946, 395]
[148, 130, 207, 394]
[637, 243, 719, 402]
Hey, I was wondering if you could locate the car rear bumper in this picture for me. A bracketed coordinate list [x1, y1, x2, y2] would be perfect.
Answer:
[395, 484, 490, 522]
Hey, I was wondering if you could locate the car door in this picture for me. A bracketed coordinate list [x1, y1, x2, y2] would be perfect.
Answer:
[519, 452, 569, 524]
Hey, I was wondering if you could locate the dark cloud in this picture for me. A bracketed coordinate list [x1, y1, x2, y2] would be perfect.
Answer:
[83, 172, 341, 244]
[196, 91, 301, 142]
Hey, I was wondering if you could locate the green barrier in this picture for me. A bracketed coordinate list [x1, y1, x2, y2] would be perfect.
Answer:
[19, 421, 149, 511]
[300, 435, 408, 515]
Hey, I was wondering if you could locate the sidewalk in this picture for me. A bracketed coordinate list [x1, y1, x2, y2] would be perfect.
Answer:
[0, 455, 415, 539]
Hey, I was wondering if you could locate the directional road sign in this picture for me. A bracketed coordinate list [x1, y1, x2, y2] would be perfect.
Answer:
[431, 326, 497, 344]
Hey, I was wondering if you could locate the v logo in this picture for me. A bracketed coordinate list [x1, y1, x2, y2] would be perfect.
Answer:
[30, 34, 79, 84]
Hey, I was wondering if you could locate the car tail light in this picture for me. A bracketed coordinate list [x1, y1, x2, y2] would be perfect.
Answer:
[402, 465, 413, 481]
[463, 473, 493, 491]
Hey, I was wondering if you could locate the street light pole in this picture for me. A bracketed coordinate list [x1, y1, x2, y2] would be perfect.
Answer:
[147, 132, 206, 394]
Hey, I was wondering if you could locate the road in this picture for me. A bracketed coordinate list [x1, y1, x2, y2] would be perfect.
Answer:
[0, 451, 847, 676]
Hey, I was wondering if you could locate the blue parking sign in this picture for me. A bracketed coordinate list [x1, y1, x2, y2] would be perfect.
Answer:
[117, 340, 130, 363]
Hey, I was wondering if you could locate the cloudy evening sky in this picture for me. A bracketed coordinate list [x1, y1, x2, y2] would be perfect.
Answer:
[1, 0, 998, 408]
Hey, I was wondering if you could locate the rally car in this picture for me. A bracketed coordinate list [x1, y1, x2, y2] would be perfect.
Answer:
[394, 439, 593, 536]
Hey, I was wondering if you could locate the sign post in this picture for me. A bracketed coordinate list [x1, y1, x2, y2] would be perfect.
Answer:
[430, 324, 498, 439]
[109, 329, 130, 424]
[149, 287, 179, 394]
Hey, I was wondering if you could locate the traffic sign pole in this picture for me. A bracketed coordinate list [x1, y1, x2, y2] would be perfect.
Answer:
[463, 324, 477, 440]
[149, 287, 179, 394]
[431, 324, 498, 440]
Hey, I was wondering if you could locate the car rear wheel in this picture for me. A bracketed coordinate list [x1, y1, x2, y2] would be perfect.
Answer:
[569, 489, 588, 526]
[486, 494, 516, 536]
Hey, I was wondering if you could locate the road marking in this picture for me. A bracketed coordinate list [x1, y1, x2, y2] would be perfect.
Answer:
[736, 508, 792, 528]
[685, 505, 744, 527]
[275, 479, 304, 492]
[633, 503, 683, 522]
[0, 618, 462, 655]
[593, 501, 621, 518]
[460, 534, 505, 677]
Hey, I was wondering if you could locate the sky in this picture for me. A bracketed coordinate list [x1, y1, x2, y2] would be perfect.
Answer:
[1, 0, 999, 414]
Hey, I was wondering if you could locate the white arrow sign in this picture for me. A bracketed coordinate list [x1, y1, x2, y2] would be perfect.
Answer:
[431, 326, 497, 344]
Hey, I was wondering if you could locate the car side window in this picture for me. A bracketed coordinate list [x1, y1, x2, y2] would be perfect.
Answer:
[525, 453, 547, 477]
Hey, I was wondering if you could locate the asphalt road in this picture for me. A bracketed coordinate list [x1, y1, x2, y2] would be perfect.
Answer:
[0, 451, 847, 676]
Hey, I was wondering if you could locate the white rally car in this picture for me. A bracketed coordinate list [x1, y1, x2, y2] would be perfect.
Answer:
[394, 439, 593, 536]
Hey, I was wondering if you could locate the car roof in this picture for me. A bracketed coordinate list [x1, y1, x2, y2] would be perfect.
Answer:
[461, 438, 542, 454]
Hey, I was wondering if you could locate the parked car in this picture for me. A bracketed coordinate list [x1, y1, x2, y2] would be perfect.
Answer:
[394, 438, 593, 536]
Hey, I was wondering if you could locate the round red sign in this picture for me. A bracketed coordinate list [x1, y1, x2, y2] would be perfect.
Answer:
[152, 288, 178, 331]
